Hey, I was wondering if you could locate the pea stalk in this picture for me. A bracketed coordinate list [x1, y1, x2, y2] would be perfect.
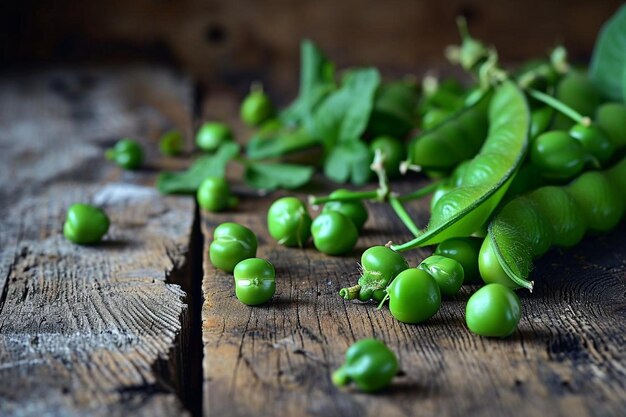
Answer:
[389, 197, 421, 237]
[526, 88, 591, 126]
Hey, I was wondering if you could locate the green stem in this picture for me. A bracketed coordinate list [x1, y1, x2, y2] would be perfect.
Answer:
[331, 367, 350, 387]
[309, 190, 379, 206]
[376, 292, 390, 310]
[389, 196, 421, 238]
[397, 181, 440, 202]
[339, 284, 361, 300]
[527, 89, 590, 126]
[456, 15, 470, 40]
[370, 148, 391, 202]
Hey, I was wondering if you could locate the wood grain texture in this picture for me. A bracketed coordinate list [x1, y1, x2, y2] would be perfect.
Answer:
[0, 68, 195, 416]
[201, 180, 626, 417]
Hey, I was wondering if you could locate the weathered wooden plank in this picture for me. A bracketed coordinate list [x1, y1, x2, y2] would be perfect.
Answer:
[201, 180, 626, 415]
[0, 68, 195, 416]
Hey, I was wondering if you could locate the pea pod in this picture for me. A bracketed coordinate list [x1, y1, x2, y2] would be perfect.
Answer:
[406, 90, 491, 174]
[480, 156, 626, 290]
[393, 81, 530, 251]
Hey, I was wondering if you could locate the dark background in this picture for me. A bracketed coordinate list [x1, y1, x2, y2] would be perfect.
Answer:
[1, 0, 623, 99]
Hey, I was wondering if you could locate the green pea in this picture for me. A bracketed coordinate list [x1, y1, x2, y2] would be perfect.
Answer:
[241, 89, 274, 127]
[567, 171, 624, 232]
[63, 203, 110, 245]
[434, 237, 483, 283]
[530, 131, 587, 180]
[418, 255, 464, 297]
[197, 177, 238, 212]
[159, 129, 184, 156]
[387, 268, 441, 324]
[105, 139, 144, 170]
[595, 103, 626, 148]
[465, 283, 521, 338]
[478, 238, 514, 288]
[569, 124, 614, 165]
[529, 106, 554, 140]
[209, 222, 257, 273]
[356, 246, 409, 302]
[322, 190, 368, 232]
[196, 122, 233, 152]
[233, 258, 276, 305]
[311, 212, 358, 256]
[267, 197, 312, 247]
[332, 338, 398, 393]
[552, 71, 601, 130]
[369, 136, 406, 179]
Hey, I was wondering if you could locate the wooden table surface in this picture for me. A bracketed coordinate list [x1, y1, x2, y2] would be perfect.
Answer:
[1, 66, 625, 417]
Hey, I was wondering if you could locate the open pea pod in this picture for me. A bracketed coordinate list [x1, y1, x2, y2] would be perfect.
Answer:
[481, 156, 626, 291]
[392, 81, 530, 250]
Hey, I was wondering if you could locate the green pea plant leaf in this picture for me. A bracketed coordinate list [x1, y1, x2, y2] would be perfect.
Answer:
[244, 162, 314, 191]
[281, 39, 337, 127]
[246, 127, 320, 160]
[392, 81, 530, 250]
[310, 68, 381, 151]
[323, 141, 372, 186]
[590, 3, 626, 102]
[157, 142, 240, 194]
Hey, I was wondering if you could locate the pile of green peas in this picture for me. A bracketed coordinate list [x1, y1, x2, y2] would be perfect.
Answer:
[335, 236, 521, 337]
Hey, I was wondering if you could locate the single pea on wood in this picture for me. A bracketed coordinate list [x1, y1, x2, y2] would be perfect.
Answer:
[63, 203, 110, 245]
[196, 122, 234, 152]
[311, 211, 358, 256]
[465, 283, 521, 337]
[159, 129, 185, 156]
[233, 258, 276, 305]
[105, 138, 144, 170]
[332, 338, 399, 392]
[267, 197, 312, 247]
[197, 177, 238, 212]
[209, 222, 258, 273]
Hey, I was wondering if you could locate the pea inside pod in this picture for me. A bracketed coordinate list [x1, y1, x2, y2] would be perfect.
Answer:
[481, 156, 626, 290]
